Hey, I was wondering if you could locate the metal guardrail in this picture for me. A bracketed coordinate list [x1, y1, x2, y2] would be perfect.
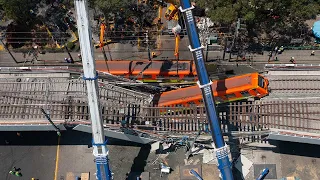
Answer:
[265, 64, 320, 70]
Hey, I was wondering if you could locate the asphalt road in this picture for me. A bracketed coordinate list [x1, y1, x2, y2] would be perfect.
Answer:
[0, 131, 59, 180]
[1, 43, 320, 66]
[1, 130, 320, 180]
[0, 130, 142, 180]
[243, 140, 320, 179]
[0, 130, 221, 180]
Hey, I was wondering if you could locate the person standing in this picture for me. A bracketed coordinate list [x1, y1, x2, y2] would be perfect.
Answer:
[311, 50, 315, 56]
[9, 167, 22, 177]
[77, 54, 82, 61]
[274, 46, 278, 56]
[290, 57, 296, 64]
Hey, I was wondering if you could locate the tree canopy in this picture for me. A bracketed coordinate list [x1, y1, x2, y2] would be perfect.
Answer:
[0, 0, 41, 24]
[196, 0, 320, 40]
[89, 0, 133, 16]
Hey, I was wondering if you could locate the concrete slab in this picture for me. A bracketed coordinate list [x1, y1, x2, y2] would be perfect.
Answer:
[254, 164, 277, 179]
[151, 141, 160, 152]
[179, 164, 202, 180]
[141, 172, 150, 180]
[234, 154, 253, 178]
[73, 124, 155, 144]
[81, 173, 90, 180]
[202, 149, 215, 164]
[66, 172, 75, 180]
[241, 142, 282, 179]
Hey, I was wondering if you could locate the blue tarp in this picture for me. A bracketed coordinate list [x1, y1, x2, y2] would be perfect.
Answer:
[312, 21, 320, 40]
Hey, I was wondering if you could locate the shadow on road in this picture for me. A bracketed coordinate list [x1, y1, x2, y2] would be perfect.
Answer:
[269, 140, 320, 158]
[0, 129, 143, 147]
[126, 144, 151, 180]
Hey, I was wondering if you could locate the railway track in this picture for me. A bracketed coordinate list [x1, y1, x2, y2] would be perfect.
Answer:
[0, 76, 152, 104]
[0, 74, 153, 127]
[1, 70, 320, 139]
[267, 75, 320, 95]
[1, 94, 319, 136]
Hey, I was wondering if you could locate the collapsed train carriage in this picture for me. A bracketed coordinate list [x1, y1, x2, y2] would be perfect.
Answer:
[95, 60, 197, 82]
[155, 73, 269, 111]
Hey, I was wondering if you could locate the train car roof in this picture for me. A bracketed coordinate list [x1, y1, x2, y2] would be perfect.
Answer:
[157, 73, 257, 104]
[95, 60, 196, 74]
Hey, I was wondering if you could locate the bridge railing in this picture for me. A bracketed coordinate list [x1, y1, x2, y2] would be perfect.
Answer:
[1, 99, 319, 135]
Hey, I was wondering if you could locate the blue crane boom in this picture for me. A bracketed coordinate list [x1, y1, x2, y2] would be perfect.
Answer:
[178, 0, 234, 179]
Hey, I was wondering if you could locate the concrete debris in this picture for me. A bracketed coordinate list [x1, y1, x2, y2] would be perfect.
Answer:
[161, 142, 172, 150]
[189, 145, 206, 156]
[150, 141, 160, 152]
[159, 153, 169, 159]
[160, 163, 171, 177]
[202, 149, 216, 164]
[234, 154, 253, 178]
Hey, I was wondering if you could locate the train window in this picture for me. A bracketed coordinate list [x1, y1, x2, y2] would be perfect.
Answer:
[225, 93, 236, 99]
[157, 75, 165, 79]
[169, 62, 188, 71]
[184, 75, 196, 81]
[198, 99, 204, 103]
[240, 91, 251, 97]
[142, 75, 152, 79]
[258, 76, 265, 88]
[187, 101, 195, 105]
[215, 96, 224, 103]
[170, 75, 179, 79]
[251, 89, 260, 95]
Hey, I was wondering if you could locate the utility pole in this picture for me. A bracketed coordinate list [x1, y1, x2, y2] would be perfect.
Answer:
[74, 1, 112, 180]
[228, 18, 241, 61]
[65, 46, 74, 63]
[145, 30, 151, 61]
[222, 36, 227, 60]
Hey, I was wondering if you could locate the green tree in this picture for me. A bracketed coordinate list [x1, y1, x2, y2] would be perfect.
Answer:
[0, 0, 40, 24]
[196, 0, 320, 41]
[90, 0, 132, 16]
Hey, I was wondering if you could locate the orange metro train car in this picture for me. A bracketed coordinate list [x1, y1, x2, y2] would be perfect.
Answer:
[95, 60, 197, 81]
[155, 73, 269, 107]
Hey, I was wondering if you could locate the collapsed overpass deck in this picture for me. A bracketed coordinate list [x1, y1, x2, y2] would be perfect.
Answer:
[1, 66, 320, 144]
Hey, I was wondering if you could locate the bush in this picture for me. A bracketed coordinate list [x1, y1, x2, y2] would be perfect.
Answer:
[66, 42, 75, 49]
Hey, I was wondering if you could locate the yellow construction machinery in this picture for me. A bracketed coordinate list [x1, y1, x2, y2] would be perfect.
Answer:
[154, 0, 179, 24]
[164, 0, 179, 21]
[163, 0, 180, 60]
[172, 24, 181, 60]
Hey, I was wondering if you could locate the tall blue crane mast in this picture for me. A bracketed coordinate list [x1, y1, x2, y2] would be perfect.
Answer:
[179, 0, 234, 179]
[74, 0, 112, 179]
